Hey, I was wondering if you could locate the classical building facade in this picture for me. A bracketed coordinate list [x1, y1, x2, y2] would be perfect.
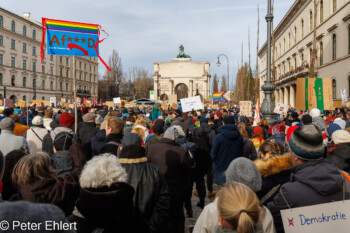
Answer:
[153, 52, 210, 101]
[0, 8, 98, 103]
[259, 0, 350, 107]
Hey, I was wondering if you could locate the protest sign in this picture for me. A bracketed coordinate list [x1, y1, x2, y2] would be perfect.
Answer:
[86, 100, 92, 107]
[296, 78, 333, 111]
[171, 103, 178, 109]
[149, 90, 155, 100]
[281, 200, 350, 233]
[18, 100, 26, 108]
[239, 101, 252, 117]
[43, 101, 51, 107]
[169, 95, 177, 105]
[50, 97, 56, 106]
[32, 100, 43, 105]
[105, 101, 114, 109]
[0, 100, 3, 106]
[61, 98, 66, 103]
[113, 97, 121, 104]
[204, 97, 212, 105]
[333, 100, 343, 108]
[274, 103, 289, 115]
[180, 96, 204, 113]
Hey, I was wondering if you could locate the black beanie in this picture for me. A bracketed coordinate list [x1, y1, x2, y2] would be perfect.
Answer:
[54, 132, 73, 151]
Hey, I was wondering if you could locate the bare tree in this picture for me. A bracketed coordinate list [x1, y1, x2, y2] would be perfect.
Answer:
[212, 74, 219, 92]
[221, 75, 227, 91]
[105, 49, 123, 99]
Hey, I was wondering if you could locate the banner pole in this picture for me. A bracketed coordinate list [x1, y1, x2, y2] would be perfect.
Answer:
[26, 100, 29, 126]
[73, 56, 77, 135]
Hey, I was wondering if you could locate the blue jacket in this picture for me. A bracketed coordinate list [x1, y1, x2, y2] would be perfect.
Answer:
[210, 124, 243, 172]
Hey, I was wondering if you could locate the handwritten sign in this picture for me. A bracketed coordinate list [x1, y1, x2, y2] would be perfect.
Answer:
[281, 200, 350, 233]
[239, 101, 252, 117]
[50, 97, 56, 106]
[18, 100, 26, 108]
[274, 103, 289, 115]
[180, 96, 204, 113]
[113, 97, 121, 104]
[105, 101, 114, 109]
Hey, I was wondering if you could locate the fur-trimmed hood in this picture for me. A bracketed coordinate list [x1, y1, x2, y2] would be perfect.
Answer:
[254, 153, 294, 178]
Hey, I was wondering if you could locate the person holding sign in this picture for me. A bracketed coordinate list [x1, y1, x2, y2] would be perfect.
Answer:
[267, 125, 350, 233]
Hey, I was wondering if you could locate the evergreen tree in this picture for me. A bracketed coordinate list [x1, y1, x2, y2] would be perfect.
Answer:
[212, 74, 219, 92]
[221, 75, 227, 91]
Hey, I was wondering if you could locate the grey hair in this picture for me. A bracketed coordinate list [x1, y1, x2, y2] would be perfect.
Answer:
[79, 154, 127, 188]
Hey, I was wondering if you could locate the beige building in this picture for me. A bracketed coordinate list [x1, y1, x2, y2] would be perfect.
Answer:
[0, 7, 98, 104]
[259, 0, 350, 107]
[153, 57, 210, 101]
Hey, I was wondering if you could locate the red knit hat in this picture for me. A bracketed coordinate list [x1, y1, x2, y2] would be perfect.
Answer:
[59, 113, 75, 128]
[210, 112, 215, 118]
[286, 126, 299, 142]
[81, 107, 89, 114]
[253, 126, 263, 135]
[215, 111, 223, 119]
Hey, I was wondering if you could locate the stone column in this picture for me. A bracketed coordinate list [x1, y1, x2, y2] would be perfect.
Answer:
[274, 90, 279, 104]
[189, 80, 193, 97]
[279, 89, 283, 103]
[204, 79, 208, 99]
[154, 79, 158, 99]
[284, 86, 289, 105]
[290, 85, 296, 107]
[170, 80, 174, 95]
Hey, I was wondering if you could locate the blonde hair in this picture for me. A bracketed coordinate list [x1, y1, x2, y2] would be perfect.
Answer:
[133, 118, 146, 127]
[217, 182, 260, 233]
[238, 123, 248, 138]
[131, 127, 145, 141]
[79, 153, 127, 188]
[12, 153, 59, 186]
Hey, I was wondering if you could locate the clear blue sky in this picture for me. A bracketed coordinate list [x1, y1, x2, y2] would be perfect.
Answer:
[1, 0, 293, 88]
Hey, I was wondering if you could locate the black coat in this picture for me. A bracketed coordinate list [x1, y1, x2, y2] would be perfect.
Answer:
[120, 145, 170, 233]
[100, 133, 123, 156]
[242, 137, 257, 160]
[78, 122, 98, 160]
[68, 182, 149, 233]
[325, 142, 350, 173]
[267, 160, 350, 233]
[147, 138, 191, 207]
[91, 129, 106, 156]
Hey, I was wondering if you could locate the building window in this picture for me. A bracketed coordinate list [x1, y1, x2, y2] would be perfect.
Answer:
[60, 56, 62, 63]
[33, 79, 36, 89]
[90, 74, 91, 82]
[42, 80, 45, 90]
[0, 16, 3, 27]
[332, 79, 336, 99]
[32, 62, 36, 72]
[0, 74, 2, 85]
[309, 11, 313, 32]
[23, 26, 26, 36]
[66, 83, 68, 91]
[32, 46, 36, 56]
[0, 54, 2, 65]
[23, 43, 26, 53]
[66, 69, 69, 78]
[332, 34, 336, 61]
[50, 66, 53, 75]
[11, 57, 15, 67]
[23, 60, 26, 70]
[50, 81, 53, 90]
[60, 82, 63, 91]
[84, 63, 86, 70]
[301, 20, 304, 38]
[320, 0, 324, 23]
[23, 77, 27, 87]
[283, 38, 286, 53]
[294, 57, 297, 68]
[294, 27, 297, 43]
[79, 72, 82, 80]
[301, 53, 304, 64]
[66, 57, 69, 65]
[84, 74, 86, 81]
[320, 42, 323, 66]
[11, 75, 15, 86]
[79, 62, 81, 69]
[348, 25, 350, 55]
[42, 96, 45, 100]
[60, 68, 63, 76]
[333, 0, 337, 13]
[32, 30, 36, 40]
[11, 20, 15, 32]
[50, 55, 53, 61]
[11, 39, 15, 49]
[288, 33, 291, 49]
[42, 66, 45, 73]
[0, 35, 3, 46]
[23, 95, 26, 101]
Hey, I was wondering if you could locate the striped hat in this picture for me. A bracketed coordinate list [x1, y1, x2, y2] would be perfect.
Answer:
[289, 125, 324, 160]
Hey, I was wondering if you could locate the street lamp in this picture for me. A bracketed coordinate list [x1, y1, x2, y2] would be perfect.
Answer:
[217, 54, 229, 92]
[261, 0, 276, 125]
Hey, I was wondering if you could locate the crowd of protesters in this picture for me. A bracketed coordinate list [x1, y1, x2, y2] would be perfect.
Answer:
[0, 102, 349, 233]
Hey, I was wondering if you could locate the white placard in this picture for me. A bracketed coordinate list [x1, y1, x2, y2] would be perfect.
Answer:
[341, 89, 347, 104]
[180, 96, 204, 113]
[50, 97, 56, 105]
[274, 103, 289, 115]
[150, 90, 155, 100]
[61, 98, 66, 103]
[281, 200, 350, 233]
[113, 97, 121, 104]
[239, 101, 252, 117]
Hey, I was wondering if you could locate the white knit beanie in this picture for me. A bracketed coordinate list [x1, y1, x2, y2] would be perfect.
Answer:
[332, 130, 350, 144]
[309, 108, 321, 118]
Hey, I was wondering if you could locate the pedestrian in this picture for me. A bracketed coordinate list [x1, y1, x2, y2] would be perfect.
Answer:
[238, 122, 257, 160]
[100, 116, 124, 156]
[68, 154, 149, 233]
[25, 116, 48, 154]
[325, 130, 350, 172]
[211, 116, 243, 185]
[11, 114, 30, 136]
[43, 109, 54, 130]
[78, 112, 98, 160]
[120, 133, 170, 233]
[0, 118, 30, 156]
[51, 132, 74, 177]
[251, 126, 264, 152]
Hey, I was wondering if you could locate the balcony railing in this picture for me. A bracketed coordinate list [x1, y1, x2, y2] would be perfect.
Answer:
[275, 63, 310, 84]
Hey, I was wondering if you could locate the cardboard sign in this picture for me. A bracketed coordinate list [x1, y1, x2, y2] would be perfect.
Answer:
[113, 97, 121, 104]
[180, 96, 204, 113]
[333, 100, 342, 108]
[18, 100, 26, 108]
[68, 104, 75, 108]
[169, 94, 177, 105]
[86, 100, 92, 107]
[274, 103, 289, 115]
[296, 78, 333, 111]
[239, 101, 252, 117]
[0, 100, 3, 106]
[50, 97, 56, 105]
[281, 200, 350, 233]
[204, 97, 212, 105]
[106, 101, 114, 109]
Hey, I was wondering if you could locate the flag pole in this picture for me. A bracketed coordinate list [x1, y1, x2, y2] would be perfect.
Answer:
[26, 100, 29, 126]
[73, 56, 77, 135]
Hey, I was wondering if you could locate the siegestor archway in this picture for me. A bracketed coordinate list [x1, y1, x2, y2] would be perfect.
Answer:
[175, 83, 188, 100]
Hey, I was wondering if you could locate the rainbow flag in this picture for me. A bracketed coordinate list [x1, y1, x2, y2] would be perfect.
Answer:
[213, 91, 225, 102]
[45, 19, 99, 35]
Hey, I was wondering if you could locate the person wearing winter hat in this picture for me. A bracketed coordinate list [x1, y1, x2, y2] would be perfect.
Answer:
[120, 133, 170, 233]
[301, 114, 312, 125]
[325, 123, 342, 146]
[51, 131, 74, 177]
[267, 124, 350, 233]
[251, 126, 264, 152]
[0, 201, 76, 233]
[59, 112, 75, 128]
[193, 158, 275, 233]
[270, 124, 286, 145]
[25, 116, 48, 154]
[325, 130, 350, 172]
[312, 116, 326, 132]
[334, 115, 346, 130]
[67, 154, 149, 233]
[147, 125, 191, 233]
[11, 114, 30, 136]
[309, 108, 321, 118]
[78, 112, 98, 160]
[0, 118, 30, 156]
